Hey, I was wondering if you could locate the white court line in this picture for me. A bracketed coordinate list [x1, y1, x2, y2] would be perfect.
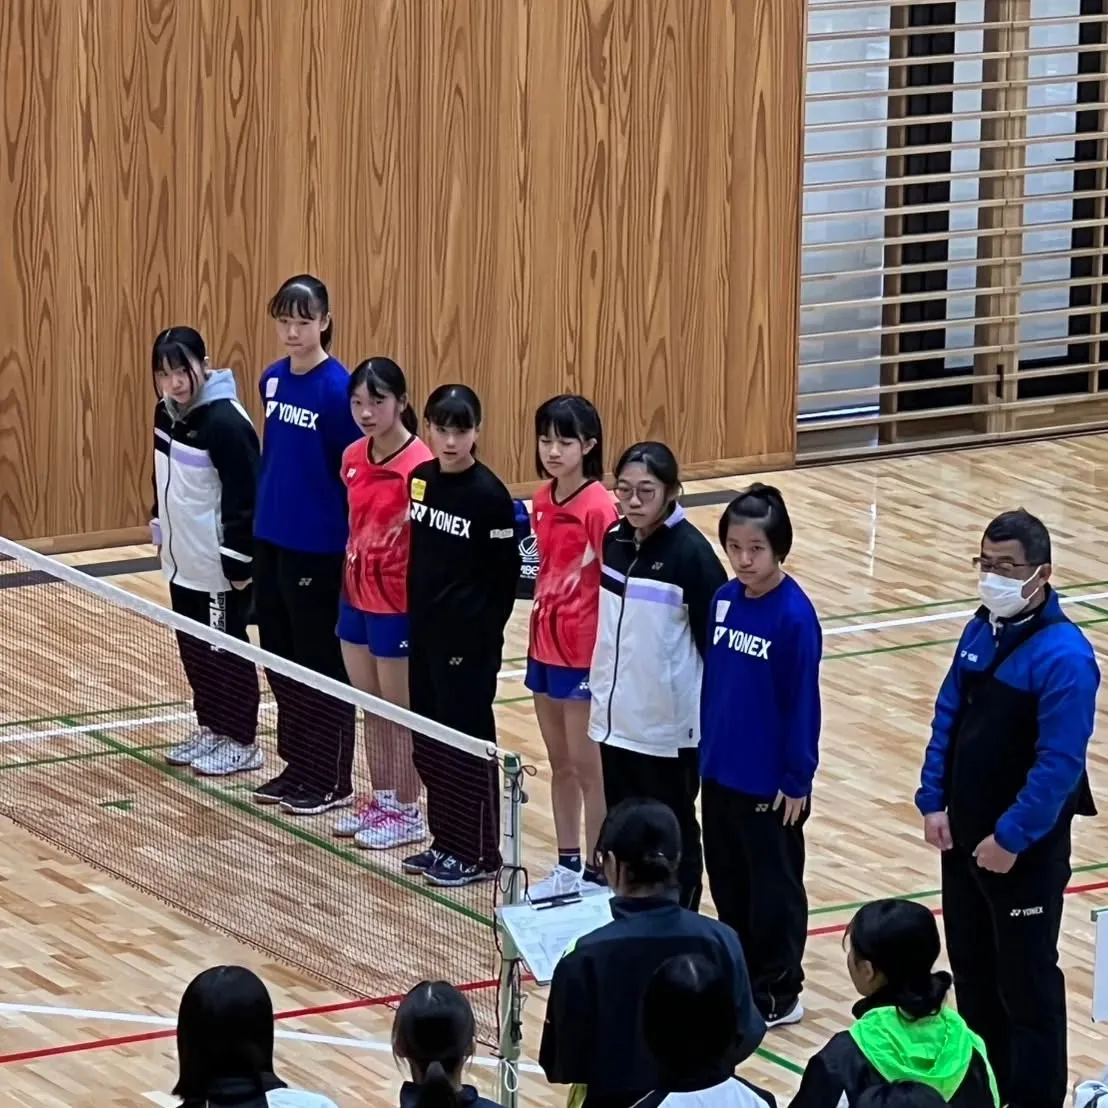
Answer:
[3, 590, 1106, 747]
[0, 1000, 544, 1073]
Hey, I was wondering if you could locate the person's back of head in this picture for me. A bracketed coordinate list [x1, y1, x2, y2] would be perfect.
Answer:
[846, 899, 951, 1020]
[596, 798, 682, 896]
[174, 965, 276, 1107]
[643, 953, 735, 1083]
[855, 1081, 948, 1108]
[392, 980, 477, 1108]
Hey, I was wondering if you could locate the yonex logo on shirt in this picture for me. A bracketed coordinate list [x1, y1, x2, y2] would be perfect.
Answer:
[346, 467, 358, 479]
[713, 625, 772, 658]
[266, 401, 320, 430]
[411, 502, 471, 538]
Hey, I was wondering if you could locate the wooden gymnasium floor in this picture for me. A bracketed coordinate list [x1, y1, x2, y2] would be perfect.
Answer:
[3, 433, 1108, 1107]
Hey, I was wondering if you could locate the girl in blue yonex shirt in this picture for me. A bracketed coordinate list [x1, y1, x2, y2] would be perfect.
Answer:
[699, 484, 822, 1032]
[251, 274, 361, 817]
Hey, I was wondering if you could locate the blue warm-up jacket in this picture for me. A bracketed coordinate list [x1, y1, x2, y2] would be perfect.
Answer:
[915, 588, 1099, 854]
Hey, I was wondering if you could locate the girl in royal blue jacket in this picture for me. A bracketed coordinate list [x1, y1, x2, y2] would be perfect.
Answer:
[699, 484, 822, 1030]
[251, 274, 361, 817]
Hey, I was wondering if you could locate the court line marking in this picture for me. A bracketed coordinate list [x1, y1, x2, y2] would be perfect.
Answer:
[0, 1000, 545, 1073]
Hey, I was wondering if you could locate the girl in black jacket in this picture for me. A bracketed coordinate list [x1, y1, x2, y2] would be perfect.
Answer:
[789, 899, 998, 1108]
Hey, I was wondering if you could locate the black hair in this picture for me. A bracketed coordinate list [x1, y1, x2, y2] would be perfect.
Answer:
[855, 1084, 948, 1108]
[643, 954, 735, 1076]
[424, 385, 482, 432]
[595, 798, 681, 890]
[534, 394, 604, 480]
[717, 483, 794, 561]
[350, 357, 418, 434]
[151, 326, 206, 395]
[982, 508, 1051, 566]
[847, 899, 952, 1021]
[267, 274, 333, 351]
[173, 965, 276, 1104]
[614, 441, 680, 496]
[392, 980, 476, 1108]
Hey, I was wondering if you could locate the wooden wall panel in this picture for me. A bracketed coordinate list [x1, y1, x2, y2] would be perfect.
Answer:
[0, 0, 804, 543]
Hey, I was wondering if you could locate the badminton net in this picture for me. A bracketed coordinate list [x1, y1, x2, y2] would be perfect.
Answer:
[0, 536, 508, 1043]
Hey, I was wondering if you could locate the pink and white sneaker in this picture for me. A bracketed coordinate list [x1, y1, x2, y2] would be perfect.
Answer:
[353, 805, 428, 850]
[333, 796, 388, 838]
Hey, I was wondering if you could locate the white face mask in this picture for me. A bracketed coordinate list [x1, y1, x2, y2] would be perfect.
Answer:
[978, 569, 1040, 619]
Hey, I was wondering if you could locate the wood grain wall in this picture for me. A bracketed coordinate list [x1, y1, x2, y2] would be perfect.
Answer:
[0, 0, 804, 543]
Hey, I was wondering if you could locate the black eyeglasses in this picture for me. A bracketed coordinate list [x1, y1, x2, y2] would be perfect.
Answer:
[972, 556, 1034, 575]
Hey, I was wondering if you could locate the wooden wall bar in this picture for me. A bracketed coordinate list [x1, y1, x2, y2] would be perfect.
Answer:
[0, 0, 804, 543]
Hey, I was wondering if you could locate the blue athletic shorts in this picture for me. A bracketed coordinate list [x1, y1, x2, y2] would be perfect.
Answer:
[337, 600, 410, 659]
[525, 658, 592, 702]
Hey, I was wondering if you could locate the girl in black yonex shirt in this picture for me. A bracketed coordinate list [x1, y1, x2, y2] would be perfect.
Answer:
[403, 385, 520, 887]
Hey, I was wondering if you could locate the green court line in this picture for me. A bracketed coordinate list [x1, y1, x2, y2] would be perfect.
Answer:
[754, 1045, 805, 1076]
[72, 719, 494, 929]
[808, 859, 1108, 918]
[0, 741, 173, 772]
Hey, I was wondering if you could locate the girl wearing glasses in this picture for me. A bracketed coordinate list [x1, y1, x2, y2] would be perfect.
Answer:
[587, 441, 728, 910]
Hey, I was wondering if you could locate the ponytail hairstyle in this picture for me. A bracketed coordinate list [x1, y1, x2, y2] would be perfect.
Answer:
[151, 326, 207, 397]
[350, 357, 418, 434]
[717, 483, 794, 561]
[392, 980, 477, 1108]
[534, 394, 604, 480]
[846, 899, 952, 1021]
[595, 798, 681, 893]
[268, 274, 333, 351]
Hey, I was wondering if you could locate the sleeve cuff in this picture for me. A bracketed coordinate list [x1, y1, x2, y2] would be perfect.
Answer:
[219, 545, 252, 564]
[993, 818, 1026, 855]
[915, 788, 945, 816]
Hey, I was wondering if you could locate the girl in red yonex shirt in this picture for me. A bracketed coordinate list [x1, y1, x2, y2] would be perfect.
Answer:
[334, 358, 433, 849]
[525, 395, 618, 901]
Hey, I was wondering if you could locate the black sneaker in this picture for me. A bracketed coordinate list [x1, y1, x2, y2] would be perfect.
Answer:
[402, 848, 444, 875]
[252, 768, 296, 805]
[424, 852, 497, 887]
[279, 788, 354, 816]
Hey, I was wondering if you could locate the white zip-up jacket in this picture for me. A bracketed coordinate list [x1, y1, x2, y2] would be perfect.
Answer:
[588, 506, 729, 757]
[151, 369, 260, 595]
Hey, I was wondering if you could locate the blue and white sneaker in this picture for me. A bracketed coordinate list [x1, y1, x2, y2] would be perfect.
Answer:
[424, 852, 497, 888]
[402, 847, 445, 875]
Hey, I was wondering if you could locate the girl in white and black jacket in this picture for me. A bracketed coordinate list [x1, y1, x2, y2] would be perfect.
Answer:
[151, 327, 263, 778]
[588, 442, 728, 910]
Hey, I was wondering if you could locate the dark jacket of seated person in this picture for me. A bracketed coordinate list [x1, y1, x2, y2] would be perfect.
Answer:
[789, 900, 998, 1108]
[540, 800, 766, 1108]
[631, 952, 775, 1108]
[393, 979, 500, 1108]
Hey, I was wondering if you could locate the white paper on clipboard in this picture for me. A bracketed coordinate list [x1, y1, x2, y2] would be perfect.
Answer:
[496, 895, 614, 984]
[1092, 906, 1108, 1022]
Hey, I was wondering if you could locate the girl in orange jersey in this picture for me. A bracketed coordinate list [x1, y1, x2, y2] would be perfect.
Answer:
[333, 358, 432, 849]
[525, 395, 618, 901]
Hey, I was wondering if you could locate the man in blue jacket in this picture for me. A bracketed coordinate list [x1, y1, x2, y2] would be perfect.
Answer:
[916, 509, 1099, 1108]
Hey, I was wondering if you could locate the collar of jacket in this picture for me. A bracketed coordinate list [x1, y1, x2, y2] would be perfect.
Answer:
[613, 503, 688, 548]
[180, 1072, 287, 1107]
[974, 583, 1058, 629]
[655, 1064, 736, 1093]
[608, 891, 682, 918]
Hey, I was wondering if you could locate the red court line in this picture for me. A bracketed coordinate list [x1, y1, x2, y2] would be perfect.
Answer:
[808, 877, 1108, 939]
[0, 977, 501, 1066]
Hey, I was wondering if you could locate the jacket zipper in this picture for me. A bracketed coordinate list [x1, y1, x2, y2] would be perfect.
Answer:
[162, 418, 180, 588]
[602, 546, 639, 744]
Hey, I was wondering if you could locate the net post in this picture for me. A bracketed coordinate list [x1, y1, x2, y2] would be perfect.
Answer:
[497, 750, 525, 1108]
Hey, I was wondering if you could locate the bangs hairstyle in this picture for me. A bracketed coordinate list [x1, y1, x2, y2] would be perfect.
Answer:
[350, 356, 418, 434]
[614, 441, 680, 496]
[534, 394, 604, 480]
[718, 483, 794, 561]
[267, 274, 333, 351]
[151, 326, 206, 391]
[424, 384, 482, 431]
[595, 798, 681, 889]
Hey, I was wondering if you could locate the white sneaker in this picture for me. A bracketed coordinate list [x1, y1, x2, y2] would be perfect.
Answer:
[165, 726, 220, 766]
[353, 806, 428, 850]
[333, 796, 387, 838]
[527, 864, 608, 903]
[192, 739, 264, 776]
[765, 1003, 804, 1029]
